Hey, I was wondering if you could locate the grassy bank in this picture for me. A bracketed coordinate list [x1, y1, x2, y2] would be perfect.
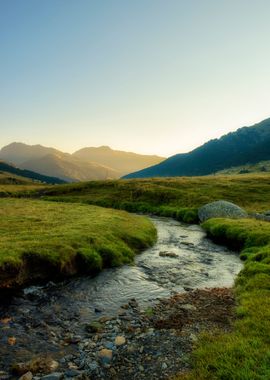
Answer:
[0, 198, 156, 289]
[174, 218, 270, 380]
[26, 174, 270, 224]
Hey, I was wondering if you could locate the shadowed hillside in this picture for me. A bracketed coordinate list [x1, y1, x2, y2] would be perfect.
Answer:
[0, 161, 65, 184]
[124, 118, 270, 178]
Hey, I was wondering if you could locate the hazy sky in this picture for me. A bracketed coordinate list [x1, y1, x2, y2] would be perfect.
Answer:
[1, 0, 270, 156]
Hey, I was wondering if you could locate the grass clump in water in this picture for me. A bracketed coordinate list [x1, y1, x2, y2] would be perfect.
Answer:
[0, 198, 156, 289]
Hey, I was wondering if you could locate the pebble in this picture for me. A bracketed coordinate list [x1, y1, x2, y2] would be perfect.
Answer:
[19, 372, 33, 380]
[40, 373, 64, 380]
[115, 336, 126, 346]
[64, 369, 81, 377]
[98, 349, 113, 364]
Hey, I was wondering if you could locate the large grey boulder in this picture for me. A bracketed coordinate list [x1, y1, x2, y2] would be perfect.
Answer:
[198, 200, 247, 222]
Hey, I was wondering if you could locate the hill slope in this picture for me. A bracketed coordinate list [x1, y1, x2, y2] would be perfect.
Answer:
[0, 142, 63, 165]
[73, 146, 165, 176]
[0, 161, 65, 184]
[0, 143, 164, 181]
[20, 153, 119, 182]
[124, 118, 270, 178]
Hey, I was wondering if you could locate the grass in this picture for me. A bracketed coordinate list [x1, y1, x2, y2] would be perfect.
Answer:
[0, 171, 43, 195]
[217, 160, 270, 175]
[0, 198, 156, 289]
[23, 173, 270, 224]
[1, 174, 270, 377]
[173, 218, 270, 380]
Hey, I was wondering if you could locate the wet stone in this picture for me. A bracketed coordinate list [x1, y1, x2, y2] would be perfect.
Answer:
[40, 374, 64, 380]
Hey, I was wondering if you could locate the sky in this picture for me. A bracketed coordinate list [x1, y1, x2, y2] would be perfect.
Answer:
[1, 0, 270, 157]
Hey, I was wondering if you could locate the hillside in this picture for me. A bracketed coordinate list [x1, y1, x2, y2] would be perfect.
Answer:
[216, 160, 270, 175]
[0, 161, 65, 184]
[0, 171, 32, 185]
[124, 118, 270, 178]
[0, 142, 63, 165]
[20, 153, 119, 182]
[73, 146, 165, 176]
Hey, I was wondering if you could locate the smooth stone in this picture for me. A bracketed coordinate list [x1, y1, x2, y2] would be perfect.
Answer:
[115, 336, 126, 346]
[181, 304, 197, 311]
[105, 342, 115, 350]
[98, 348, 113, 364]
[40, 373, 64, 380]
[64, 369, 81, 377]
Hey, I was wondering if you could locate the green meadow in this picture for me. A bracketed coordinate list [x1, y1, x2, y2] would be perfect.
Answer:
[0, 198, 156, 289]
[33, 173, 270, 223]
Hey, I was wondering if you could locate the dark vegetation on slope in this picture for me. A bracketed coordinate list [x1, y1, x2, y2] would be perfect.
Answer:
[125, 118, 270, 178]
[174, 218, 270, 380]
[0, 199, 156, 290]
[0, 161, 65, 184]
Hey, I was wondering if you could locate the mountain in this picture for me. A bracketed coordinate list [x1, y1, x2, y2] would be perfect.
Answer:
[20, 153, 119, 182]
[0, 142, 165, 182]
[0, 142, 64, 165]
[124, 118, 270, 178]
[72, 146, 165, 176]
[0, 161, 66, 184]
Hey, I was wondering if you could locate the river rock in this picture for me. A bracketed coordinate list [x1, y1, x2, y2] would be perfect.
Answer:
[19, 372, 33, 380]
[115, 336, 126, 346]
[98, 349, 113, 364]
[40, 373, 63, 380]
[198, 200, 247, 222]
[159, 251, 178, 258]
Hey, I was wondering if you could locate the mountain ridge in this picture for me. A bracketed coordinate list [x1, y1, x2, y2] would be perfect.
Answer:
[0, 143, 165, 182]
[124, 118, 270, 178]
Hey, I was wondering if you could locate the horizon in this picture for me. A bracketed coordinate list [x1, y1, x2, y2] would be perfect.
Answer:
[1, 1, 270, 156]
[2, 115, 270, 158]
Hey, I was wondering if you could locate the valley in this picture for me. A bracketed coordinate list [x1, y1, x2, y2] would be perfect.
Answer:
[0, 173, 269, 379]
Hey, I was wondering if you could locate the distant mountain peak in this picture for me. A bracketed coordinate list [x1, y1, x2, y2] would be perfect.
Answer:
[0, 142, 164, 181]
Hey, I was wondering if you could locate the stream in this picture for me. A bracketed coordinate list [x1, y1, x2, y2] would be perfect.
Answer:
[0, 217, 243, 373]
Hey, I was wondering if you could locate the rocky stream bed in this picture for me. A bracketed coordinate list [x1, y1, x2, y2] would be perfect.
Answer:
[0, 217, 243, 380]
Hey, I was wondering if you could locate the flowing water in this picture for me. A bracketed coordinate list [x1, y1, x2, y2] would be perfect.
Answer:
[0, 217, 243, 369]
